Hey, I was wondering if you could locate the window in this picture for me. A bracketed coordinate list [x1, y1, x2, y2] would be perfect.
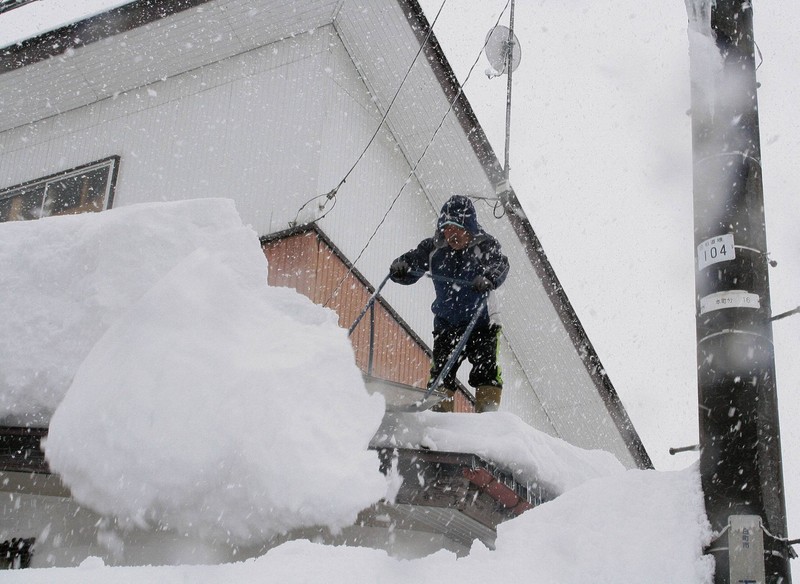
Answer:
[0, 538, 35, 569]
[0, 156, 119, 223]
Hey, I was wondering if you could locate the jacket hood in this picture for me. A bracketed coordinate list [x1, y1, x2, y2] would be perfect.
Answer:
[436, 195, 481, 236]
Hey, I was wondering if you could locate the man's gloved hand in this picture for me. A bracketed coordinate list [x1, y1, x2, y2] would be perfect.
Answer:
[472, 275, 494, 293]
[390, 259, 410, 278]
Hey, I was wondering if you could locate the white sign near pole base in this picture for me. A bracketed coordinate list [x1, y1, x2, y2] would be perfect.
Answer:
[729, 515, 766, 584]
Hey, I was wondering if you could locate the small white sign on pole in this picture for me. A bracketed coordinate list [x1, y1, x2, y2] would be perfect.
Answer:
[700, 290, 761, 315]
[697, 233, 735, 271]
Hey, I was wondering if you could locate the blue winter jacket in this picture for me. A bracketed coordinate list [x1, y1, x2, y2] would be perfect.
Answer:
[391, 195, 509, 330]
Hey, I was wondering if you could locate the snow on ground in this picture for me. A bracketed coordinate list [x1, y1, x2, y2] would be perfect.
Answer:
[0, 200, 713, 582]
[5, 466, 714, 584]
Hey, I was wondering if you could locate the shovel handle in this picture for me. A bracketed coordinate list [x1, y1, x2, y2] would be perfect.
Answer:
[421, 294, 489, 401]
[408, 270, 473, 287]
[348, 273, 392, 336]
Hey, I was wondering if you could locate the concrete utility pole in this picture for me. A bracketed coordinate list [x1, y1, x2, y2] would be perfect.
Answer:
[685, 1, 791, 582]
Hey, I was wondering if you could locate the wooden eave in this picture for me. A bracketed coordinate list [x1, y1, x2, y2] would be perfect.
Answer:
[261, 223, 477, 408]
[262, 223, 430, 356]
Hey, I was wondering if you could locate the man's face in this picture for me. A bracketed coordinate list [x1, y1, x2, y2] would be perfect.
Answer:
[443, 224, 472, 250]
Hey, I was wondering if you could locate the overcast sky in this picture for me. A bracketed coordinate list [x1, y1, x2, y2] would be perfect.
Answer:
[418, 0, 800, 535]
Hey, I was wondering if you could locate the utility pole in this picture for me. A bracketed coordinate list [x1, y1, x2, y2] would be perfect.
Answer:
[684, 1, 791, 582]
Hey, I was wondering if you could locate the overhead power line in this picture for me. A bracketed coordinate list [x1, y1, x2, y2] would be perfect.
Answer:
[289, 0, 451, 228]
[323, 0, 513, 307]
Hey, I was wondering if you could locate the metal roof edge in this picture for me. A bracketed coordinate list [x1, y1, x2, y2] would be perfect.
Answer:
[0, 0, 212, 72]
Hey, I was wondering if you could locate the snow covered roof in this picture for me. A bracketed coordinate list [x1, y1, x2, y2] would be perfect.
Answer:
[0, 0, 651, 469]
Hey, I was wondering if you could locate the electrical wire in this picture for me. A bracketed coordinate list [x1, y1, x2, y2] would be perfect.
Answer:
[289, 0, 450, 228]
[471, 194, 506, 218]
[323, 0, 513, 307]
[755, 41, 764, 70]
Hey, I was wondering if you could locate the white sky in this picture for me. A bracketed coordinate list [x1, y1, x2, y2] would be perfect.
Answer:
[0, 199, 712, 582]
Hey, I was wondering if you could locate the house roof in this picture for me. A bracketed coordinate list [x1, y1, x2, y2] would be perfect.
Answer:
[0, 0, 651, 469]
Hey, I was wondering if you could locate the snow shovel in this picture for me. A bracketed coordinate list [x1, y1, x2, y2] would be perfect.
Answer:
[388, 292, 489, 413]
[347, 272, 450, 411]
[347, 270, 471, 336]
[348, 270, 487, 412]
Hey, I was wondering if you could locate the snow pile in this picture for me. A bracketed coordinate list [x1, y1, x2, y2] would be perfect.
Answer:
[374, 411, 624, 496]
[3, 465, 714, 584]
[481, 465, 714, 583]
[0, 199, 261, 422]
[1, 200, 387, 544]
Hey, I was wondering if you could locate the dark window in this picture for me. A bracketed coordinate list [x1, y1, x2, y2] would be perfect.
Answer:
[0, 157, 118, 223]
[0, 538, 35, 569]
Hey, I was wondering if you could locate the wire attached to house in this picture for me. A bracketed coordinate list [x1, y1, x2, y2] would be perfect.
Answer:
[471, 194, 506, 218]
[289, 0, 451, 228]
[323, 0, 513, 308]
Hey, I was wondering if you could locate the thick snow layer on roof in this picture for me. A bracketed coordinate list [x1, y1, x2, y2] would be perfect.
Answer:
[0, 199, 272, 422]
[374, 411, 625, 496]
[1, 199, 387, 542]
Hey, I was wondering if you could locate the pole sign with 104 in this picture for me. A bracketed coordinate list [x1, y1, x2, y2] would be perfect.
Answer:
[697, 233, 735, 271]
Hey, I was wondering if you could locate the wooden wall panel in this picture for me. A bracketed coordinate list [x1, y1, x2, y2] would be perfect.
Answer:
[262, 230, 433, 391]
[262, 231, 319, 298]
